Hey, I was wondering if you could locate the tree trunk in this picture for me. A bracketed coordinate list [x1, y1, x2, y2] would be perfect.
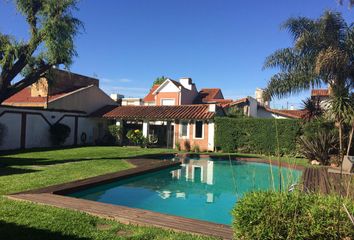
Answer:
[347, 124, 354, 156]
[338, 122, 343, 162]
[0, 64, 51, 104]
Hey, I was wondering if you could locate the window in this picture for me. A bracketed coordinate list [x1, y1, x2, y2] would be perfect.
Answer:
[195, 121, 203, 138]
[161, 99, 175, 106]
[180, 121, 188, 137]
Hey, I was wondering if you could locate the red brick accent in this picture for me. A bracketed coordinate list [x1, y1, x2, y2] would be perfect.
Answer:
[175, 120, 209, 152]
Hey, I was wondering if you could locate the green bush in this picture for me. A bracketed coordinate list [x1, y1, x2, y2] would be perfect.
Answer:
[192, 144, 200, 153]
[298, 130, 337, 165]
[49, 123, 71, 146]
[108, 124, 123, 145]
[184, 140, 191, 152]
[215, 117, 302, 155]
[126, 129, 144, 147]
[302, 119, 336, 138]
[233, 191, 354, 240]
[175, 141, 181, 151]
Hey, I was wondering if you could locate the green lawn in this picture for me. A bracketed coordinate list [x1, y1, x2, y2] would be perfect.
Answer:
[0, 146, 308, 240]
[0, 146, 215, 240]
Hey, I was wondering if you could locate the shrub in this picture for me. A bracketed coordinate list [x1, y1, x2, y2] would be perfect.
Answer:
[175, 141, 181, 151]
[0, 123, 6, 146]
[298, 130, 337, 165]
[302, 119, 336, 138]
[215, 117, 302, 155]
[192, 144, 200, 153]
[108, 125, 123, 145]
[49, 123, 71, 146]
[126, 129, 144, 146]
[184, 140, 191, 152]
[233, 191, 354, 240]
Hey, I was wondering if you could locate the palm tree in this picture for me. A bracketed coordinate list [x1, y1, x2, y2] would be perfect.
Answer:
[263, 11, 354, 159]
[325, 87, 354, 156]
[301, 97, 323, 121]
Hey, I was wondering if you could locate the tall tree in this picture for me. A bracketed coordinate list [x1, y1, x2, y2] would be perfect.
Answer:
[153, 76, 167, 86]
[263, 11, 354, 157]
[0, 0, 82, 103]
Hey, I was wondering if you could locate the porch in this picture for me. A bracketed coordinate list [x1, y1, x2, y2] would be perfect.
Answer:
[92, 104, 221, 151]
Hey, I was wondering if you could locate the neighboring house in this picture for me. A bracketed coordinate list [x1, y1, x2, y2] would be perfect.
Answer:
[121, 98, 143, 106]
[2, 68, 117, 114]
[142, 78, 231, 106]
[92, 104, 224, 151]
[311, 89, 330, 102]
[0, 68, 119, 150]
[223, 88, 306, 119]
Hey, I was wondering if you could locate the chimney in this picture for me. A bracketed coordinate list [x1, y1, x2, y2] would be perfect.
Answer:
[179, 77, 193, 90]
[110, 93, 124, 103]
[208, 104, 216, 112]
[255, 88, 270, 107]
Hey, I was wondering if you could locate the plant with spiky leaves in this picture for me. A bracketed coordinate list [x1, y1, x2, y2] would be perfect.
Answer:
[263, 11, 354, 160]
[301, 97, 323, 121]
[0, 0, 82, 103]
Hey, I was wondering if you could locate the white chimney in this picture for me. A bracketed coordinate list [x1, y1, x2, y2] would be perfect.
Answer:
[208, 104, 216, 112]
[255, 88, 270, 107]
[110, 93, 124, 102]
[179, 77, 193, 90]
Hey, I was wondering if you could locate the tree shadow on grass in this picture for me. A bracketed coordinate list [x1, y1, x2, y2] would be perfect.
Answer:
[0, 157, 99, 167]
[0, 221, 90, 240]
[0, 166, 39, 177]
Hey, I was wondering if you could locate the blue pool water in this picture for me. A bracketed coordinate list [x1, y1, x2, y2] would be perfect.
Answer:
[69, 158, 302, 225]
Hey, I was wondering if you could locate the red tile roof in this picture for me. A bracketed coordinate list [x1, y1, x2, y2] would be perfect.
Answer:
[92, 105, 218, 120]
[194, 88, 227, 104]
[261, 106, 306, 119]
[311, 89, 329, 97]
[143, 84, 160, 102]
[3, 86, 85, 105]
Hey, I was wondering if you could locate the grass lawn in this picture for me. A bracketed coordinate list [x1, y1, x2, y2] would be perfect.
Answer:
[0, 146, 215, 240]
[0, 146, 308, 240]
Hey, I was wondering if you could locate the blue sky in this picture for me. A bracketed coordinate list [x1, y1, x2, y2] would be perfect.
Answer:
[0, 0, 353, 109]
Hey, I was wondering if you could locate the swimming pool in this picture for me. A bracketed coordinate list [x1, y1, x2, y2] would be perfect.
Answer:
[69, 158, 302, 225]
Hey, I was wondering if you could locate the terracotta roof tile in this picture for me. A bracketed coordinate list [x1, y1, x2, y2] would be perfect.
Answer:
[143, 84, 160, 102]
[3, 86, 85, 105]
[311, 89, 329, 97]
[194, 88, 225, 103]
[261, 106, 306, 119]
[93, 104, 217, 120]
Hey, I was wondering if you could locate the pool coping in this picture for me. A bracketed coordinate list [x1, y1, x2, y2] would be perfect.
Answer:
[7, 154, 305, 240]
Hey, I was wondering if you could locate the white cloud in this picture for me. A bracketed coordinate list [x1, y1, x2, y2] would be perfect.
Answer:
[100, 77, 133, 84]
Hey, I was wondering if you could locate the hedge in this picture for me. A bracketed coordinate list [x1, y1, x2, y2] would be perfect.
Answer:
[215, 117, 302, 155]
[233, 191, 354, 240]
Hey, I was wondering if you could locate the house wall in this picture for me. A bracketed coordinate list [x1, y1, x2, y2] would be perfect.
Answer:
[0, 106, 106, 151]
[156, 92, 180, 106]
[48, 85, 117, 114]
[180, 86, 198, 105]
[32, 69, 99, 96]
[256, 107, 288, 119]
[174, 120, 212, 151]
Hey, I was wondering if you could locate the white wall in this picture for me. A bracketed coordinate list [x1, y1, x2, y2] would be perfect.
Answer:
[0, 112, 21, 150]
[180, 85, 198, 105]
[256, 107, 288, 119]
[49, 85, 117, 114]
[0, 106, 105, 150]
[248, 97, 258, 117]
[158, 80, 180, 93]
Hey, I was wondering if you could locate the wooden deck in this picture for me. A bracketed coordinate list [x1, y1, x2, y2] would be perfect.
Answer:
[302, 167, 353, 198]
[9, 193, 232, 239]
